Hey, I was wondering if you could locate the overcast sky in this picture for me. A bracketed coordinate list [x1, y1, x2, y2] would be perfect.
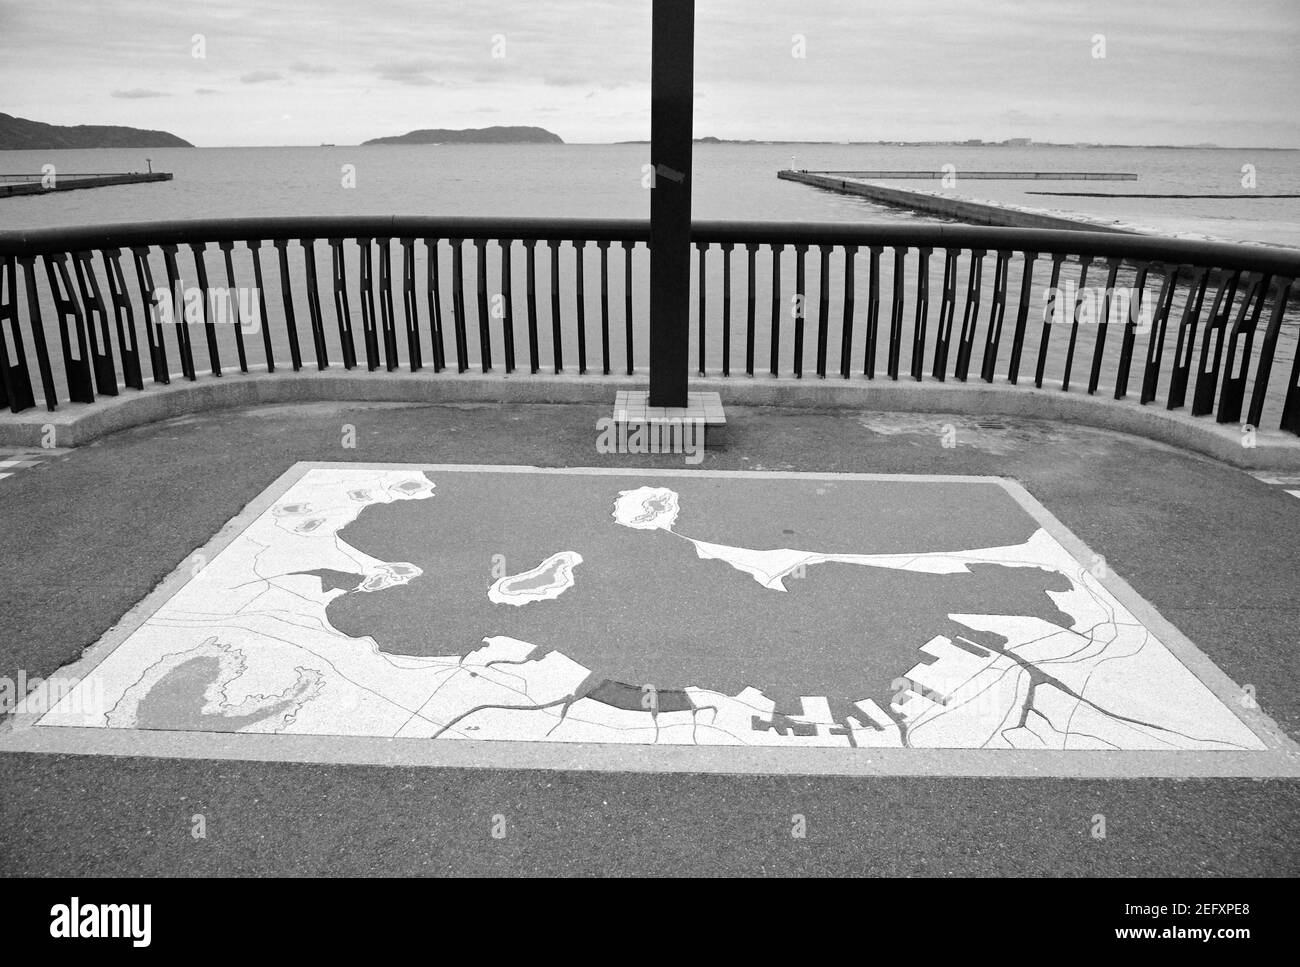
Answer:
[2, 0, 1297, 147]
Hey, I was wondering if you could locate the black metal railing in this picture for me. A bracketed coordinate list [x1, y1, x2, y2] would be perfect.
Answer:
[0, 216, 1296, 436]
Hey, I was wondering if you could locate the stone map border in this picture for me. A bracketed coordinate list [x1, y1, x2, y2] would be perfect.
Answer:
[2, 462, 1298, 778]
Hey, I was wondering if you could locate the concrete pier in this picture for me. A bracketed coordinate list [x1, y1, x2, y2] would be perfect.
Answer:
[0, 171, 172, 198]
[778, 170, 1139, 233]
[809, 170, 1138, 180]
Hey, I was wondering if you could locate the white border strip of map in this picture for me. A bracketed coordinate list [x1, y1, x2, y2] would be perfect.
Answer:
[3, 461, 1298, 779]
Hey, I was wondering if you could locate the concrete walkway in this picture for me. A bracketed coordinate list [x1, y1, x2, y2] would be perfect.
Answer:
[1, 401, 1298, 875]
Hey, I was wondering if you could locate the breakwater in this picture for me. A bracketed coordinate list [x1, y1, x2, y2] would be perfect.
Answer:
[777, 170, 1138, 233]
[0, 172, 172, 198]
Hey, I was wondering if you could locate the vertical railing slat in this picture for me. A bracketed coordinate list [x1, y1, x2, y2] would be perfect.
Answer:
[131, 246, 168, 383]
[0, 256, 37, 411]
[1277, 279, 1300, 434]
[887, 247, 906, 380]
[697, 242, 707, 376]
[101, 249, 144, 389]
[909, 247, 931, 381]
[1282, 344, 1300, 435]
[623, 241, 635, 375]
[377, 237, 399, 371]
[839, 245, 857, 379]
[1113, 263, 1151, 400]
[548, 238, 563, 373]
[19, 256, 59, 409]
[247, 241, 275, 374]
[216, 242, 249, 374]
[597, 240, 611, 376]
[769, 244, 783, 377]
[474, 238, 491, 372]
[450, 238, 469, 373]
[1140, 267, 1180, 405]
[328, 239, 356, 371]
[722, 242, 734, 377]
[745, 243, 757, 376]
[1165, 267, 1208, 408]
[793, 244, 808, 378]
[72, 250, 120, 394]
[574, 240, 587, 375]
[1247, 277, 1293, 430]
[161, 244, 198, 380]
[1190, 270, 1242, 416]
[980, 251, 1011, 383]
[1061, 255, 1090, 392]
[425, 239, 446, 373]
[954, 249, 985, 382]
[271, 239, 301, 372]
[300, 239, 328, 371]
[44, 253, 96, 402]
[1216, 273, 1268, 424]
[863, 246, 881, 378]
[1035, 255, 1066, 389]
[500, 240, 516, 374]
[1085, 259, 1120, 394]
[815, 243, 830, 378]
[931, 249, 959, 380]
[524, 240, 539, 374]
[402, 238, 423, 372]
[1006, 251, 1037, 384]
[357, 238, 380, 371]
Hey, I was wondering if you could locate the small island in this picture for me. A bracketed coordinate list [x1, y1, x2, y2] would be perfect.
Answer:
[363, 125, 563, 146]
[0, 113, 192, 150]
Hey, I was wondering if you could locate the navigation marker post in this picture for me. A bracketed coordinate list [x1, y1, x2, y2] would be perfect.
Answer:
[615, 0, 725, 449]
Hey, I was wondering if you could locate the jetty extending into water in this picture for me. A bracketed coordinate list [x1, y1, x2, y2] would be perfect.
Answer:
[804, 170, 1138, 180]
[0, 171, 171, 198]
[778, 169, 1138, 232]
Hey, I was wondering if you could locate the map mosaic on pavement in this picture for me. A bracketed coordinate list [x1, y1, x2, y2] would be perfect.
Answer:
[34, 465, 1266, 754]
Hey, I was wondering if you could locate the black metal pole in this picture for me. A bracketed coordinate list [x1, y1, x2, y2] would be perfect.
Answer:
[648, 0, 694, 408]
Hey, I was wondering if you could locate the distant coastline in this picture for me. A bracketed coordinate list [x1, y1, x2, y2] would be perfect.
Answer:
[616, 136, 1277, 150]
[0, 112, 192, 150]
[363, 126, 563, 146]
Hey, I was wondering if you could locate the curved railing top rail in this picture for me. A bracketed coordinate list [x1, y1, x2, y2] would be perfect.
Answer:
[2, 216, 1299, 275]
[0, 217, 649, 255]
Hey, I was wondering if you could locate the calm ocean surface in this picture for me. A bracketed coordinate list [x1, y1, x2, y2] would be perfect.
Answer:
[2, 144, 1298, 247]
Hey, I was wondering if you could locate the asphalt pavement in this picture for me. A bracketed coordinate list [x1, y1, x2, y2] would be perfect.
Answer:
[1, 400, 1297, 875]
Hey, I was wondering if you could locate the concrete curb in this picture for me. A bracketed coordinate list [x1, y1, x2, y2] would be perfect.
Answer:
[2, 368, 1298, 469]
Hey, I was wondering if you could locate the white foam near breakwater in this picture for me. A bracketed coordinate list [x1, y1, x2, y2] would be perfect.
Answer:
[963, 192, 1300, 251]
[839, 178, 1300, 250]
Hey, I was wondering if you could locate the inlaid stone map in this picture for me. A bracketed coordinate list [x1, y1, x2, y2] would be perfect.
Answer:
[34, 464, 1265, 753]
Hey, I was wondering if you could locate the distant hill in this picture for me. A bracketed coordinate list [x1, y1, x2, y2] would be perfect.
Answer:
[363, 126, 563, 145]
[0, 112, 192, 149]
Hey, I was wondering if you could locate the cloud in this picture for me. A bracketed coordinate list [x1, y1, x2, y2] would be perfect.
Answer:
[111, 88, 168, 99]
[289, 62, 337, 75]
[1, 0, 1295, 146]
[374, 59, 447, 86]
